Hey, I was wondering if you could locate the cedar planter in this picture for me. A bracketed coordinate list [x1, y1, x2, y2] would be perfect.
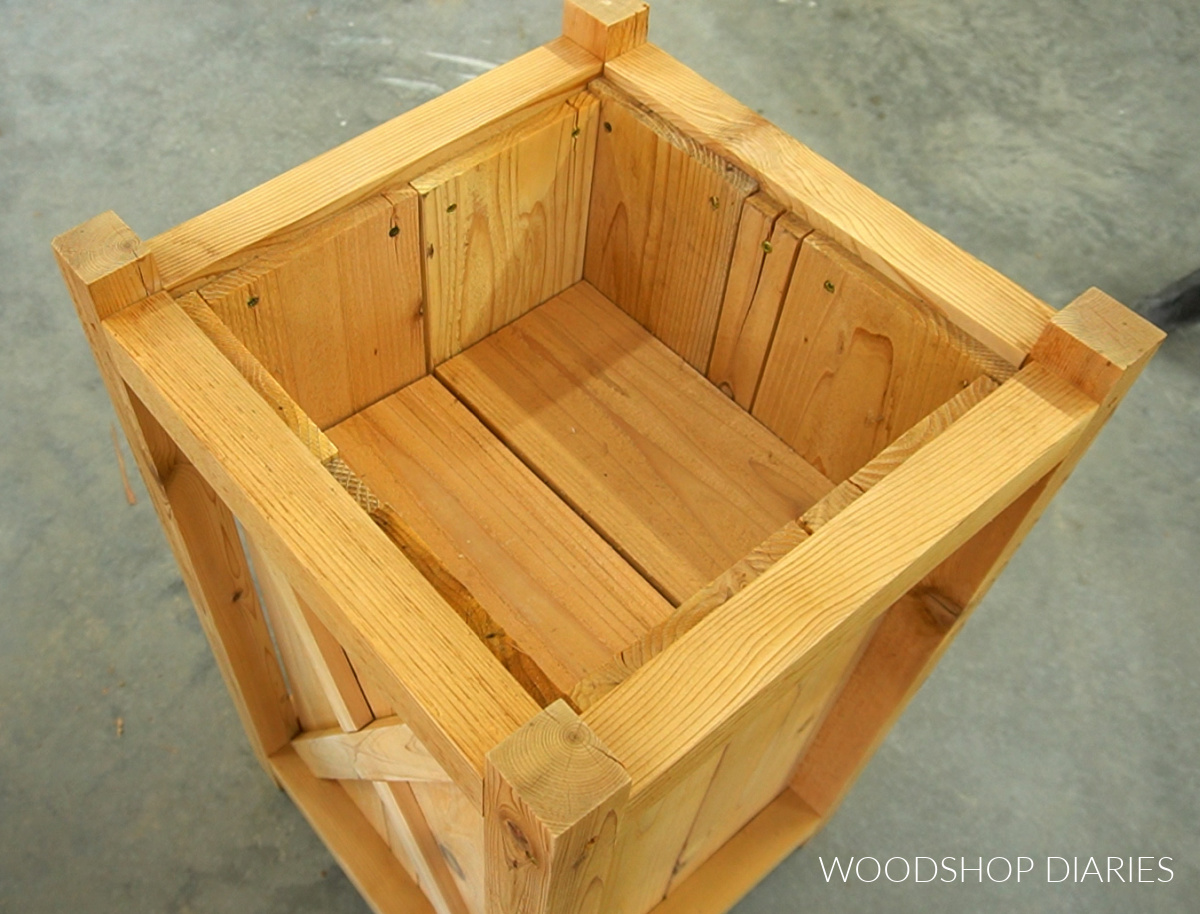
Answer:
[53, 3, 1162, 913]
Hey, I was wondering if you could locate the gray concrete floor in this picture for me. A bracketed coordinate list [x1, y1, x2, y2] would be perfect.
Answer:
[2, 0, 1197, 911]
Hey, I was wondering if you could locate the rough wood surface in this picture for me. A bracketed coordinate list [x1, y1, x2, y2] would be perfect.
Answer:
[603, 44, 1053, 366]
[708, 203, 811, 409]
[486, 701, 630, 914]
[413, 781, 487, 914]
[563, 0, 649, 60]
[584, 79, 756, 370]
[438, 282, 833, 605]
[104, 294, 541, 809]
[378, 782, 472, 914]
[754, 233, 1012, 484]
[198, 194, 425, 429]
[414, 94, 599, 365]
[145, 38, 602, 289]
[294, 718, 451, 784]
[584, 363, 1096, 805]
[328, 375, 672, 701]
[272, 747, 436, 914]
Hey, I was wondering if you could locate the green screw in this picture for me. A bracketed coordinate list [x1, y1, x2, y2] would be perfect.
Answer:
[709, 196, 720, 210]
[604, 121, 613, 133]
[571, 126, 581, 138]
[388, 225, 399, 237]
[246, 296, 259, 308]
[824, 280, 836, 293]
[446, 203, 457, 213]
[762, 240, 773, 254]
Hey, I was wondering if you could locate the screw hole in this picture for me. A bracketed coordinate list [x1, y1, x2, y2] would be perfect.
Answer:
[388, 225, 399, 237]
[446, 203, 457, 213]
[823, 280, 836, 293]
[604, 121, 613, 133]
[246, 296, 259, 308]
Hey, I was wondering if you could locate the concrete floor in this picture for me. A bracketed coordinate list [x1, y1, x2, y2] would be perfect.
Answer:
[2, 0, 1197, 911]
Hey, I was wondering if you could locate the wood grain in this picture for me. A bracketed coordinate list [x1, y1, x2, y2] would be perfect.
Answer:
[413, 781, 487, 914]
[437, 282, 833, 605]
[414, 94, 598, 365]
[328, 375, 672, 699]
[584, 362, 1096, 805]
[378, 782, 472, 914]
[603, 44, 1053, 366]
[271, 747, 436, 914]
[708, 201, 811, 408]
[198, 194, 425, 429]
[563, 0, 649, 60]
[584, 79, 756, 370]
[294, 718, 451, 784]
[104, 294, 541, 809]
[486, 701, 630, 914]
[145, 38, 602, 290]
[754, 233, 1011, 483]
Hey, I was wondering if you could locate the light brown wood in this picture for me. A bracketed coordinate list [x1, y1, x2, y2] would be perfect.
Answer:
[163, 458, 300, 764]
[754, 233, 1011, 483]
[414, 93, 599, 366]
[198, 194, 424, 429]
[646, 788, 821, 914]
[800, 375, 1000, 534]
[439, 282, 832, 605]
[271, 747, 436, 914]
[145, 38, 603, 290]
[571, 520, 809, 711]
[51, 210, 159, 319]
[791, 591, 955, 817]
[563, 0, 649, 60]
[251, 542, 374, 733]
[378, 782, 472, 914]
[103, 294, 541, 809]
[486, 701, 630, 914]
[339, 779, 397, 859]
[328, 375, 673, 701]
[413, 781, 487, 914]
[603, 44, 1053, 366]
[294, 718, 450, 784]
[709, 204, 811, 408]
[584, 79, 756, 370]
[584, 363, 1096, 806]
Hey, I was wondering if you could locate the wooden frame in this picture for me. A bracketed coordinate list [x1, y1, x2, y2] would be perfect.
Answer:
[54, 2, 1164, 913]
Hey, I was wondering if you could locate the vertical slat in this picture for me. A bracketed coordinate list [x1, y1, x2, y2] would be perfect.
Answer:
[486, 701, 630, 914]
[413, 94, 599, 366]
[708, 201, 811, 408]
[413, 781, 487, 914]
[379, 783, 473, 914]
[584, 79, 756, 370]
[753, 233, 1010, 483]
[198, 195, 425, 428]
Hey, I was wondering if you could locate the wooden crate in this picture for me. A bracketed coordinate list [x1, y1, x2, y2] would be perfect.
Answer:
[53, 3, 1164, 913]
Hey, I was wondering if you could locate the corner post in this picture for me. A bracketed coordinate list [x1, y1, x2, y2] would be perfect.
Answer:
[53, 214, 298, 778]
[562, 0, 649, 61]
[486, 700, 630, 914]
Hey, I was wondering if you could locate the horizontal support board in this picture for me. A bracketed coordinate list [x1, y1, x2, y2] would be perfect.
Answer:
[146, 37, 602, 289]
[104, 294, 540, 809]
[584, 362, 1096, 803]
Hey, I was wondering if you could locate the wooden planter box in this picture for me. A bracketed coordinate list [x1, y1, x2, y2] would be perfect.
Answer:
[54, 3, 1162, 912]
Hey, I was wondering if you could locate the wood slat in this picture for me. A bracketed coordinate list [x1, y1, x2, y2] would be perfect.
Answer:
[437, 282, 833, 605]
[198, 194, 425, 429]
[584, 362, 1096, 805]
[104, 294, 541, 809]
[584, 79, 756, 370]
[294, 718, 451, 784]
[328, 375, 673, 701]
[413, 781, 487, 914]
[708, 201, 811, 409]
[378, 782, 472, 914]
[603, 44, 1053, 366]
[271, 747, 436, 914]
[754, 233, 1011, 483]
[414, 93, 599, 366]
[145, 37, 603, 289]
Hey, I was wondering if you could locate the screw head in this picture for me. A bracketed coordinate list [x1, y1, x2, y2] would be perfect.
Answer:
[824, 280, 836, 293]
[446, 203, 457, 213]
[604, 121, 613, 133]
[388, 225, 399, 237]
[246, 296, 259, 308]
[762, 240, 773, 254]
